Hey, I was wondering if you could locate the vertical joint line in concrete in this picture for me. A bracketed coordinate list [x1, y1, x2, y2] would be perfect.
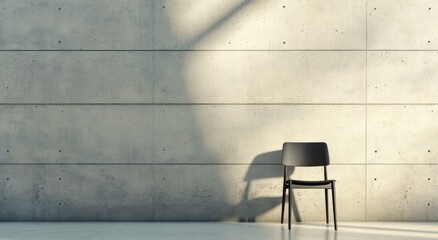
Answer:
[151, 0, 156, 219]
[365, 0, 368, 222]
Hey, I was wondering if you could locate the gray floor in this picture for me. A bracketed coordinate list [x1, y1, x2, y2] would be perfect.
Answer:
[0, 222, 436, 240]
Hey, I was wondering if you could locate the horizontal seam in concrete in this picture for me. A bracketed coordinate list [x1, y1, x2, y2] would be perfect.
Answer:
[0, 163, 436, 166]
[0, 49, 366, 52]
[0, 103, 438, 106]
[0, 49, 437, 52]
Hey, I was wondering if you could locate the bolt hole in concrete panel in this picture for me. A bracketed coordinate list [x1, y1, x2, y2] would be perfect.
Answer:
[58, 7, 61, 10]
[58, 178, 61, 181]
[428, 150, 431, 152]
[6, 178, 9, 181]
[283, 5, 286, 8]
[58, 150, 61, 152]
[58, 41, 61, 44]
[6, 149, 9, 152]
[374, 178, 377, 181]
[375, 150, 377, 153]
[428, 178, 431, 180]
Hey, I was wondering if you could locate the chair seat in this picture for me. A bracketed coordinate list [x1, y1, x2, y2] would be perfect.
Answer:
[286, 179, 335, 189]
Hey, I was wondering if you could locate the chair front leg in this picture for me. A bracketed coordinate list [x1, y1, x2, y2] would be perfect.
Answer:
[281, 183, 286, 224]
[288, 187, 291, 230]
[332, 182, 337, 230]
[325, 189, 329, 224]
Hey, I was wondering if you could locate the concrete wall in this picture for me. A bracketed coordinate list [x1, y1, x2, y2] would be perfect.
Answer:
[0, 0, 436, 221]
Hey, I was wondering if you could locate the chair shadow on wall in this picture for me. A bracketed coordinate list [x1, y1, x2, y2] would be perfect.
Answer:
[237, 150, 301, 222]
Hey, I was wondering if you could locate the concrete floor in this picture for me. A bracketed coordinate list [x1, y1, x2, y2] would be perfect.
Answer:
[0, 222, 436, 240]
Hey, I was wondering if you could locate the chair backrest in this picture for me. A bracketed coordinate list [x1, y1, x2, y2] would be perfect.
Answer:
[281, 142, 330, 167]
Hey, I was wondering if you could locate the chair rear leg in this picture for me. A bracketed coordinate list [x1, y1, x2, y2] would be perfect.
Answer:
[281, 184, 286, 224]
[332, 183, 337, 230]
[325, 189, 329, 224]
[288, 188, 291, 230]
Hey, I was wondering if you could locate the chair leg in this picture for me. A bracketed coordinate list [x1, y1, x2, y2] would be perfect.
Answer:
[281, 184, 286, 224]
[325, 189, 329, 224]
[288, 188, 291, 230]
[331, 183, 337, 230]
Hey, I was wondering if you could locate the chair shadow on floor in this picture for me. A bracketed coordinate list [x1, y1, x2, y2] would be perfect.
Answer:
[237, 150, 301, 223]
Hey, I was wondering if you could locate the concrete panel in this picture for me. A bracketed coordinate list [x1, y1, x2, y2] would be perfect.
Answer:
[0, 0, 155, 50]
[155, 51, 366, 103]
[0, 165, 45, 220]
[0, 106, 153, 163]
[0, 0, 365, 50]
[154, 105, 365, 164]
[156, 0, 366, 50]
[153, 164, 365, 222]
[368, 51, 438, 103]
[368, 105, 438, 164]
[0, 165, 154, 221]
[0, 52, 154, 103]
[42, 165, 154, 221]
[367, 165, 438, 221]
[368, 0, 438, 49]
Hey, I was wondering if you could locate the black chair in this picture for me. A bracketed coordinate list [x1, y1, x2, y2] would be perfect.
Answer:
[281, 142, 337, 230]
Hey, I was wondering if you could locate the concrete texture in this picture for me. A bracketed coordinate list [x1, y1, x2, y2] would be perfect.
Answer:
[0, 0, 436, 222]
[154, 105, 365, 164]
[155, 0, 366, 50]
[367, 51, 438, 103]
[367, 165, 438, 221]
[0, 106, 153, 163]
[0, 0, 365, 50]
[0, 1, 155, 50]
[0, 165, 154, 221]
[368, 0, 438, 50]
[155, 51, 366, 103]
[0, 52, 154, 103]
[367, 105, 438, 164]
